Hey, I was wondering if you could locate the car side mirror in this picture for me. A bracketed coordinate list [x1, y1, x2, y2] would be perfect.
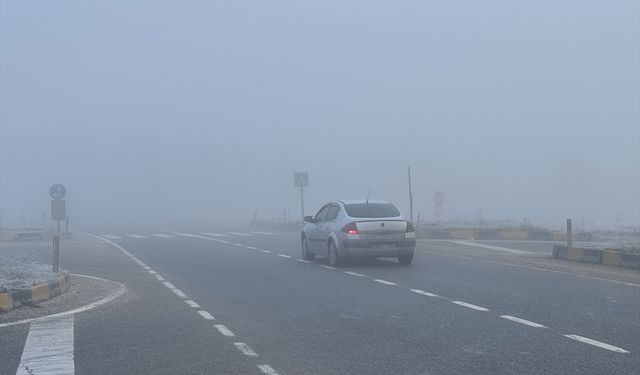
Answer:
[303, 216, 315, 223]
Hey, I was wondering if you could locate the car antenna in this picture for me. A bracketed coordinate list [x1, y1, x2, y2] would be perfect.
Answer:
[366, 187, 372, 204]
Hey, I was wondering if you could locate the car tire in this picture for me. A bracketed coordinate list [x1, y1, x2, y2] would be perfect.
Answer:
[397, 253, 413, 265]
[328, 240, 341, 267]
[301, 237, 314, 261]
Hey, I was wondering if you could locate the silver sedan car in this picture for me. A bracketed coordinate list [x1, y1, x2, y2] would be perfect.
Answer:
[301, 199, 416, 266]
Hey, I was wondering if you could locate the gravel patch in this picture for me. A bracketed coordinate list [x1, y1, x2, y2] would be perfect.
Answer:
[0, 245, 56, 292]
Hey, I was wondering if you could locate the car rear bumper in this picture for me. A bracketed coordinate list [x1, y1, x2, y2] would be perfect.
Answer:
[340, 238, 416, 257]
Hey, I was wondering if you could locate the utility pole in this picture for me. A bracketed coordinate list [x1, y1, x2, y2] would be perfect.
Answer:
[408, 167, 414, 223]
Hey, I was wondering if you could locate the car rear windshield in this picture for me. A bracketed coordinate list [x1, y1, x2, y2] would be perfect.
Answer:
[344, 203, 401, 218]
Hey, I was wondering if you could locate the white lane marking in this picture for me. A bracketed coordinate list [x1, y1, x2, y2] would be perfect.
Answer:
[16, 316, 75, 375]
[151, 233, 175, 238]
[234, 342, 258, 357]
[319, 265, 337, 270]
[142, 266, 151, 270]
[162, 281, 177, 289]
[448, 240, 534, 255]
[246, 246, 258, 250]
[201, 232, 228, 237]
[154, 274, 165, 281]
[172, 289, 188, 298]
[126, 234, 148, 239]
[410, 289, 440, 297]
[344, 271, 366, 277]
[563, 334, 629, 353]
[233, 243, 244, 246]
[260, 250, 272, 254]
[451, 301, 490, 311]
[198, 311, 215, 320]
[218, 240, 231, 244]
[101, 235, 122, 239]
[258, 365, 280, 375]
[227, 232, 254, 236]
[0, 273, 126, 329]
[214, 324, 236, 337]
[296, 259, 312, 264]
[500, 315, 547, 328]
[185, 300, 200, 308]
[148, 270, 157, 275]
[276, 254, 292, 258]
[373, 279, 397, 286]
[251, 231, 277, 235]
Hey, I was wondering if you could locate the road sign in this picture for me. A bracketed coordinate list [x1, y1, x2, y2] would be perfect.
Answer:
[49, 184, 66, 200]
[294, 172, 309, 187]
[51, 199, 66, 221]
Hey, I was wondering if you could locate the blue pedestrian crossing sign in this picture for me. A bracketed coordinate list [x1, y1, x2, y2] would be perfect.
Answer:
[294, 172, 309, 187]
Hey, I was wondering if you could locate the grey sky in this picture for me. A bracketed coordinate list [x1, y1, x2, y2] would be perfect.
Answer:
[1, 1, 638, 229]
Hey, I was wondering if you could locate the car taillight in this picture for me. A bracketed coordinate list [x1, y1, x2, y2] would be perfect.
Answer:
[406, 221, 415, 232]
[341, 222, 359, 235]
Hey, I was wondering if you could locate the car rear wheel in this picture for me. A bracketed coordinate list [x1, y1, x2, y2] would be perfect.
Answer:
[301, 237, 314, 260]
[328, 241, 341, 267]
[397, 253, 413, 265]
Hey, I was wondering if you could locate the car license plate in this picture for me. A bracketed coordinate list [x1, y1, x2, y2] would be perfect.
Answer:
[371, 243, 397, 250]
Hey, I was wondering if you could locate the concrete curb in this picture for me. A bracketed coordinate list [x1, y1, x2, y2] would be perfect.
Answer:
[552, 246, 639, 270]
[0, 271, 71, 313]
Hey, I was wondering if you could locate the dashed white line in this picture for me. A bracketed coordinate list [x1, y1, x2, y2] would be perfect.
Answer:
[172, 289, 188, 298]
[234, 342, 258, 357]
[142, 266, 151, 270]
[563, 334, 629, 353]
[260, 250, 272, 254]
[162, 282, 177, 289]
[185, 300, 200, 308]
[409, 289, 439, 297]
[296, 259, 312, 264]
[201, 232, 228, 237]
[373, 279, 397, 286]
[451, 301, 490, 311]
[344, 271, 366, 277]
[102, 235, 122, 239]
[233, 243, 244, 247]
[148, 270, 157, 275]
[319, 265, 337, 270]
[500, 315, 547, 328]
[198, 311, 215, 320]
[258, 365, 280, 375]
[154, 274, 165, 281]
[251, 231, 277, 235]
[227, 232, 254, 236]
[246, 246, 257, 250]
[152, 233, 175, 238]
[126, 234, 148, 239]
[276, 254, 292, 258]
[214, 324, 236, 337]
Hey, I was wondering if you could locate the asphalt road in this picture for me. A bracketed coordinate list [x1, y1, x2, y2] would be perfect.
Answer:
[1, 227, 639, 374]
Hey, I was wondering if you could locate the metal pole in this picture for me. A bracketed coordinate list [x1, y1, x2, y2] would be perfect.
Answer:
[300, 186, 305, 221]
[566, 218, 573, 247]
[53, 235, 60, 273]
[408, 167, 414, 223]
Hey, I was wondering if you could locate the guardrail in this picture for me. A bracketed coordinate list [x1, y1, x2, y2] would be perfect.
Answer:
[552, 246, 639, 270]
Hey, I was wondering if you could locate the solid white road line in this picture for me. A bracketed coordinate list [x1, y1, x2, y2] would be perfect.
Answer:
[409, 289, 439, 297]
[234, 342, 258, 357]
[227, 232, 254, 236]
[296, 259, 312, 264]
[16, 316, 75, 375]
[154, 274, 165, 281]
[198, 311, 215, 320]
[319, 265, 337, 270]
[448, 240, 534, 255]
[373, 279, 397, 286]
[126, 234, 148, 239]
[200, 232, 228, 237]
[172, 289, 188, 298]
[500, 315, 547, 328]
[101, 235, 122, 239]
[257, 365, 280, 375]
[214, 324, 236, 337]
[162, 282, 177, 289]
[276, 254, 292, 258]
[563, 334, 629, 353]
[344, 271, 366, 277]
[259, 250, 272, 254]
[251, 231, 277, 235]
[185, 300, 200, 308]
[451, 301, 490, 311]
[151, 233, 175, 238]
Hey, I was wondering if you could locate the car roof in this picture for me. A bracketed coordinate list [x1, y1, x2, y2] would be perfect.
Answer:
[337, 199, 391, 205]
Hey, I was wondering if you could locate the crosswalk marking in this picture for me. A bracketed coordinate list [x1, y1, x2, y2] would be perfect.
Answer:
[126, 234, 148, 239]
[101, 235, 122, 239]
[16, 316, 75, 375]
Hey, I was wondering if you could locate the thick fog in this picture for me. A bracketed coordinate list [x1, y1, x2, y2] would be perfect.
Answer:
[1, 1, 638, 229]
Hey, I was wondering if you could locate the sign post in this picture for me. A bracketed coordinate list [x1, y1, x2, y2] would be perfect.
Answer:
[49, 184, 67, 273]
[294, 172, 309, 221]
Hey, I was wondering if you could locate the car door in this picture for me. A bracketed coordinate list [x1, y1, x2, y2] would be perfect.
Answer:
[308, 205, 330, 253]
[317, 204, 339, 256]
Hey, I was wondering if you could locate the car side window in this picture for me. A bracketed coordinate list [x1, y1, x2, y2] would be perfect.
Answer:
[325, 205, 339, 221]
[314, 206, 329, 222]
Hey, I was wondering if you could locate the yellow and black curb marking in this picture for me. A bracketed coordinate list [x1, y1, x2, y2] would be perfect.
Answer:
[0, 271, 70, 313]
[553, 246, 639, 270]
